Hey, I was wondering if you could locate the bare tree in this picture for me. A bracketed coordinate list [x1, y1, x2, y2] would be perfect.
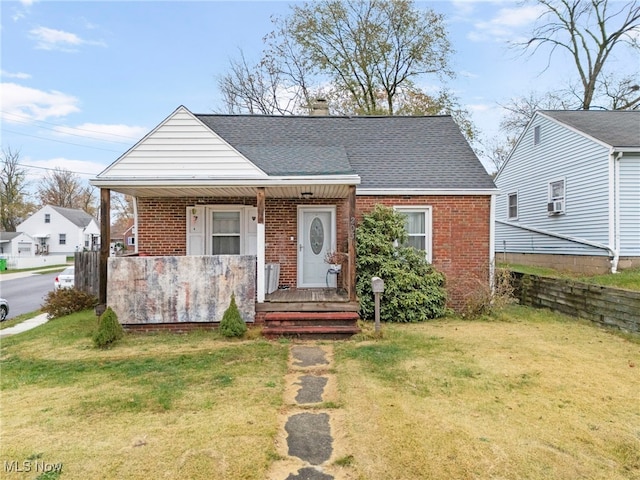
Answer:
[0, 147, 35, 231]
[37, 167, 97, 216]
[521, 0, 640, 110]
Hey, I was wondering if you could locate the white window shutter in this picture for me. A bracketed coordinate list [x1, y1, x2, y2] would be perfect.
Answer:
[244, 207, 258, 255]
[186, 206, 205, 255]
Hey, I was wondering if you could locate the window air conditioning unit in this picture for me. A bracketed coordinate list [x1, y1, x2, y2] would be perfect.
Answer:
[547, 201, 564, 214]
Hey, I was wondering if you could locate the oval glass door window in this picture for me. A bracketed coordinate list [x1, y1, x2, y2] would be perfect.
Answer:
[310, 217, 324, 255]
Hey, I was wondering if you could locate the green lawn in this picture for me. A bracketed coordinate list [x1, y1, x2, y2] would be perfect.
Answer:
[501, 263, 640, 291]
[1, 307, 638, 479]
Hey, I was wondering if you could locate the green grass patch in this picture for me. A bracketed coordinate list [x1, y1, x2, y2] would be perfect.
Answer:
[502, 263, 640, 291]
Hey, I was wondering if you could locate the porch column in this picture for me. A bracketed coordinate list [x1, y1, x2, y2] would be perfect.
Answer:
[99, 188, 111, 307]
[348, 185, 357, 301]
[256, 187, 266, 303]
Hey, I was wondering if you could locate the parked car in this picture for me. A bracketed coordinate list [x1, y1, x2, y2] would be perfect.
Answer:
[54, 266, 75, 290]
[0, 298, 8, 322]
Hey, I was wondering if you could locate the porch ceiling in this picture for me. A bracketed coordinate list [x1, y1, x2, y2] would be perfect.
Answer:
[105, 184, 353, 199]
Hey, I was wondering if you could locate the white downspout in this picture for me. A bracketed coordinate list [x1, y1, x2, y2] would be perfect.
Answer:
[489, 193, 496, 293]
[612, 151, 623, 273]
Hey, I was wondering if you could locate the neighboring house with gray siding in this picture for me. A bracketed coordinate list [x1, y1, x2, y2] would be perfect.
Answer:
[495, 110, 640, 274]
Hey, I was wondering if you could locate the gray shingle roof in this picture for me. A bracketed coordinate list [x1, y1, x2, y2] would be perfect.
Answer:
[196, 115, 496, 190]
[50, 206, 96, 227]
[542, 110, 640, 148]
[0, 232, 21, 241]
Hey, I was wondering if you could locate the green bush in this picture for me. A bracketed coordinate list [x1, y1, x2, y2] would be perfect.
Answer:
[93, 306, 124, 348]
[219, 293, 247, 338]
[42, 288, 98, 319]
[356, 205, 447, 322]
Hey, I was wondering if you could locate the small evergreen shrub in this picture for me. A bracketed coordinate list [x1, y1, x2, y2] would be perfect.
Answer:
[356, 205, 447, 322]
[42, 288, 98, 319]
[93, 306, 124, 348]
[219, 293, 247, 338]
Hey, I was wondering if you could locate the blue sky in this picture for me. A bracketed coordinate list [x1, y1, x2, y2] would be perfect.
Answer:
[1, 0, 635, 185]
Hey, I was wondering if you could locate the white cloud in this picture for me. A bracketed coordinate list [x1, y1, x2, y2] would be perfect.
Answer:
[0, 70, 32, 80]
[29, 26, 106, 51]
[0, 82, 80, 121]
[53, 123, 149, 142]
[20, 0, 36, 6]
[468, 5, 544, 43]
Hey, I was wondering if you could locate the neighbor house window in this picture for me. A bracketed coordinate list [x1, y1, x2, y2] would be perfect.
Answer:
[534, 125, 541, 145]
[508, 192, 518, 219]
[394, 206, 432, 262]
[548, 178, 566, 214]
[45, 214, 50, 223]
[127, 237, 135, 246]
[211, 210, 241, 254]
[59, 233, 66, 245]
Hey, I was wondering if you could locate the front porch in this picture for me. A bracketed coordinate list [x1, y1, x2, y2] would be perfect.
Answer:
[258, 288, 361, 339]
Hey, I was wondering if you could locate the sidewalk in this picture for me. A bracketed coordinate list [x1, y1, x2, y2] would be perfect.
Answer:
[0, 313, 49, 338]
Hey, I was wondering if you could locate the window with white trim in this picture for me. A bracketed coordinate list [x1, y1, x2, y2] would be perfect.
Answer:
[394, 206, 432, 262]
[186, 205, 257, 256]
[508, 192, 518, 219]
[548, 178, 565, 215]
[45, 213, 50, 223]
[59, 233, 66, 245]
[211, 210, 241, 254]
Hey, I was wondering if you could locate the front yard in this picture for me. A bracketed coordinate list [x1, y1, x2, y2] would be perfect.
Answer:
[1, 306, 638, 479]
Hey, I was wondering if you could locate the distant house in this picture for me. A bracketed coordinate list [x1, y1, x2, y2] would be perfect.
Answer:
[0, 231, 35, 256]
[16, 205, 100, 256]
[91, 105, 497, 332]
[110, 218, 135, 256]
[495, 110, 640, 274]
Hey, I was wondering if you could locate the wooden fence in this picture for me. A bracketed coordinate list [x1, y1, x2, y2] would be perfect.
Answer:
[511, 272, 639, 333]
[75, 251, 100, 298]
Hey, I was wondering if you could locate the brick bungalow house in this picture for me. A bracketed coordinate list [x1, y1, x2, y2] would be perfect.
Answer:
[91, 106, 497, 335]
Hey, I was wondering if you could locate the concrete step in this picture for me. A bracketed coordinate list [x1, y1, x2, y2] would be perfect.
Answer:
[263, 325, 361, 340]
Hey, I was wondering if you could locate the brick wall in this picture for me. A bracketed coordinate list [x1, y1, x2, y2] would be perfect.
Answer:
[356, 195, 492, 310]
[137, 194, 492, 310]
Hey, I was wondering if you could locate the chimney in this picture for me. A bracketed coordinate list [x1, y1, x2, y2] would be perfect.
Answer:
[310, 98, 329, 116]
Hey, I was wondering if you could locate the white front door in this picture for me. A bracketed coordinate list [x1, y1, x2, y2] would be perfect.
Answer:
[298, 206, 336, 288]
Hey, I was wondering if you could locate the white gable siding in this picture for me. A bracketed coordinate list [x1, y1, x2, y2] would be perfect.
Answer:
[496, 114, 611, 255]
[101, 107, 266, 179]
[619, 155, 640, 256]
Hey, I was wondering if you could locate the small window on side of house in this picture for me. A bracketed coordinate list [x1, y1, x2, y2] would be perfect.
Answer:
[127, 237, 135, 246]
[547, 178, 566, 215]
[59, 233, 66, 245]
[534, 125, 541, 145]
[45, 213, 50, 223]
[508, 192, 518, 219]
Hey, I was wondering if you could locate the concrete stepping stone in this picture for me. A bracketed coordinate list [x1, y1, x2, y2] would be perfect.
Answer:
[295, 375, 328, 404]
[285, 466, 334, 480]
[291, 345, 329, 368]
[285, 412, 333, 465]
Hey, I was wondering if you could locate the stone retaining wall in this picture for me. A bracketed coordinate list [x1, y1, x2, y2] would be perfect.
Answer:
[511, 272, 639, 333]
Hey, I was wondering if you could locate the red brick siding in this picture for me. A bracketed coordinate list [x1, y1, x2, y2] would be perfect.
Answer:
[356, 195, 492, 310]
[137, 195, 491, 310]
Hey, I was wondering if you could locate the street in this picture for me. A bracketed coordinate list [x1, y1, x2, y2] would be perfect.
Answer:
[0, 272, 60, 320]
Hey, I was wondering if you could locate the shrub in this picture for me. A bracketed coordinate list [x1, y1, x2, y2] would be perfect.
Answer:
[219, 293, 247, 338]
[93, 306, 124, 348]
[42, 288, 98, 319]
[447, 266, 516, 318]
[356, 205, 447, 322]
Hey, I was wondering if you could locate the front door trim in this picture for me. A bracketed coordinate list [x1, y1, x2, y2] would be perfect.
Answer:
[297, 205, 337, 288]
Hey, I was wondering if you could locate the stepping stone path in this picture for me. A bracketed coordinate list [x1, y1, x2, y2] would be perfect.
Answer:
[268, 344, 349, 480]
